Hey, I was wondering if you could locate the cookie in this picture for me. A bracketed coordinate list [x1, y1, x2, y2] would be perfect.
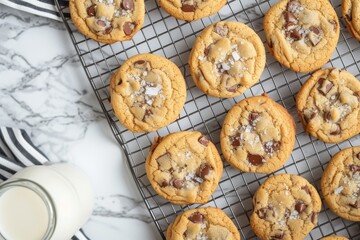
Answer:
[110, 54, 186, 132]
[220, 95, 296, 173]
[264, 0, 340, 73]
[166, 207, 240, 240]
[145, 131, 223, 205]
[296, 68, 360, 143]
[343, 0, 360, 41]
[189, 21, 266, 98]
[69, 0, 145, 43]
[250, 174, 322, 240]
[321, 236, 349, 240]
[321, 146, 360, 222]
[158, 0, 227, 22]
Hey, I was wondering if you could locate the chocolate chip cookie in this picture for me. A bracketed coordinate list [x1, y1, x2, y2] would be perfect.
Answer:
[189, 21, 266, 98]
[166, 207, 240, 240]
[220, 95, 296, 173]
[110, 54, 186, 132]
[321, 146, 360, 222]
[69, 0, 145, 43]
[250, 174, 322, 240]
[145, 131, 223, 205]
[264, 0, 340, 73]
[158, 0, 227, 22]
[343, 0, 360, 41]
[296, 68, 360, 143]
[321, 236, 349, 240]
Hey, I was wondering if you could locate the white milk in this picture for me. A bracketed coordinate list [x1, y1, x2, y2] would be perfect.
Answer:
[0, 163, 94, 240]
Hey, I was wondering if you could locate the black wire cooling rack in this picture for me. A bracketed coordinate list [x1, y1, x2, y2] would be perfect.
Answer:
[55, 0, 360, 239]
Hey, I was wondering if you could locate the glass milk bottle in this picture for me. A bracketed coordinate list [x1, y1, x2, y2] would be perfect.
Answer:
[0, 163, 94, 240]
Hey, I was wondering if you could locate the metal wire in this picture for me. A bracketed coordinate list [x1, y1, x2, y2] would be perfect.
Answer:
[55, 0, 360, 239]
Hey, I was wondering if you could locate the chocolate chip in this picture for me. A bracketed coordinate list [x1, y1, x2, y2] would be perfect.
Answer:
[308, 33, 321, 47]
[311, 212, 318, 224]
[142, 109, 153, 121]
[123, 22, 136, 35]
[161, 180, 168, 188]
[346, 14, 352, 21]
[349, 200, 360, 209]
[248, 154, 263, 166]
[230, 133, 241, 149]
[350, 164, 360, 173]
[172, 178, 184, 189]
[284, 11, 298, 24]
[289, 29, 302, 41]
[309, 26, 321, 35]
[295, 201, 307, 213]
[301, 185, 311, 195]
[181, 3, 195, 12]
[284, 21, 295, 30]
[197, 163, 213, 179]
[117, 79, 123, 85]
[188, 212, 204, 223]
[97, 19, 107, 27]
[271, 233, 284, 240]
[87, 4, 96, 17]
[324, 111, 332, 121]
[121, 0, 134, 11]
[214, 24, 228, 37]
[248, 112, 259, 127]
[330, 125, 341, 135]
[303, 109, 316, 123]
[226, 84, 240, 93]
[317, 78, 334, 96]
[198, 135, 209, 146]
[264, 141, 281, 155]
[257, 206, 274, 219]
[104, 26, 113, 34]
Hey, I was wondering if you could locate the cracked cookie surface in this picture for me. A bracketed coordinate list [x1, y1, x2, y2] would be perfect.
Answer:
[250, 174, 322, 240]
[220, 95, 296, 173]
[158, 0, 227, 21]
[264, 0, 340, 73]
[321, 146, 360, 222]
[189, 21, 266, 98]
[166, 207, 240, 240]
[343, 0, 360, 41]
[296, 68, 360, 143]
[110, 54, 186, 132]
[145, 131, 223, 204]
[70, 0, 145, 43]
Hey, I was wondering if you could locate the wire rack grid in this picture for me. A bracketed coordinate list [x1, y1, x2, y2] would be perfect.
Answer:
[55, 0, 360, 239]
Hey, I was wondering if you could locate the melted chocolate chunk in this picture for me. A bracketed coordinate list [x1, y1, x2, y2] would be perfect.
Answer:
[142, 109, 153, 121]
[117, 79, 123, 85]
[271, 233, 284, 240]
[248, 154, 263, 166]
[87, 4, 96, 17]
[330, 125, 341, 135]
[248, 112, 260, 127]
[97, 19, 107, 27]
[328, 20, 337, 30]
[287, 0, 301, 12]
[214, 25, 228, 37]
[181, 3, 195, 12]
[161, 180, 168, 188]
[309, 26, 321, 35]
[172, 178, 184, 189]
[303, 110, 316, 123]
[350, 164, 360, 173]
[324, 111, 332, 121]
[284, 11, 298, 24]
[317, 78, 334, 96]
[123, 22, 136, 35]
[121, 0, 134, 11]
[264, 141, 281, 155]
[188, 212, 204, 223]
[357, 153, 360, 160]
[301, 185, 311, 195]
[204, 46, 210, 55]
[349, 200, 360, 209]
[197, 164, 213, 179]
[226, 84, 240, 93]
[257, 206, 274, 219]
[295, 201, 307, 213]
[230, 133, 241, 149]
[104, 26, 113, 34]
[198, 135, 209, 146]
[289, 29, 302, 41]
[310, 212, 318, 224]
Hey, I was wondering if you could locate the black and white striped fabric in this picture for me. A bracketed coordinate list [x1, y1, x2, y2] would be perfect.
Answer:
[0, 0, 68, 21]
[0, 127, 90, 240]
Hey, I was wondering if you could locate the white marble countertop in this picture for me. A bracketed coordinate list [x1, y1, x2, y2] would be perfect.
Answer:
[0, 4, 160, 240]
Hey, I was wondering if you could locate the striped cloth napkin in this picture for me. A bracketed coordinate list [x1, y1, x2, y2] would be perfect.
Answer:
[0, 0, 66, 21]
[0, 127, 90, 240]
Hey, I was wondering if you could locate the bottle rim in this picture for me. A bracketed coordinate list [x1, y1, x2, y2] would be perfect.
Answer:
[0, 179, 56, 240]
